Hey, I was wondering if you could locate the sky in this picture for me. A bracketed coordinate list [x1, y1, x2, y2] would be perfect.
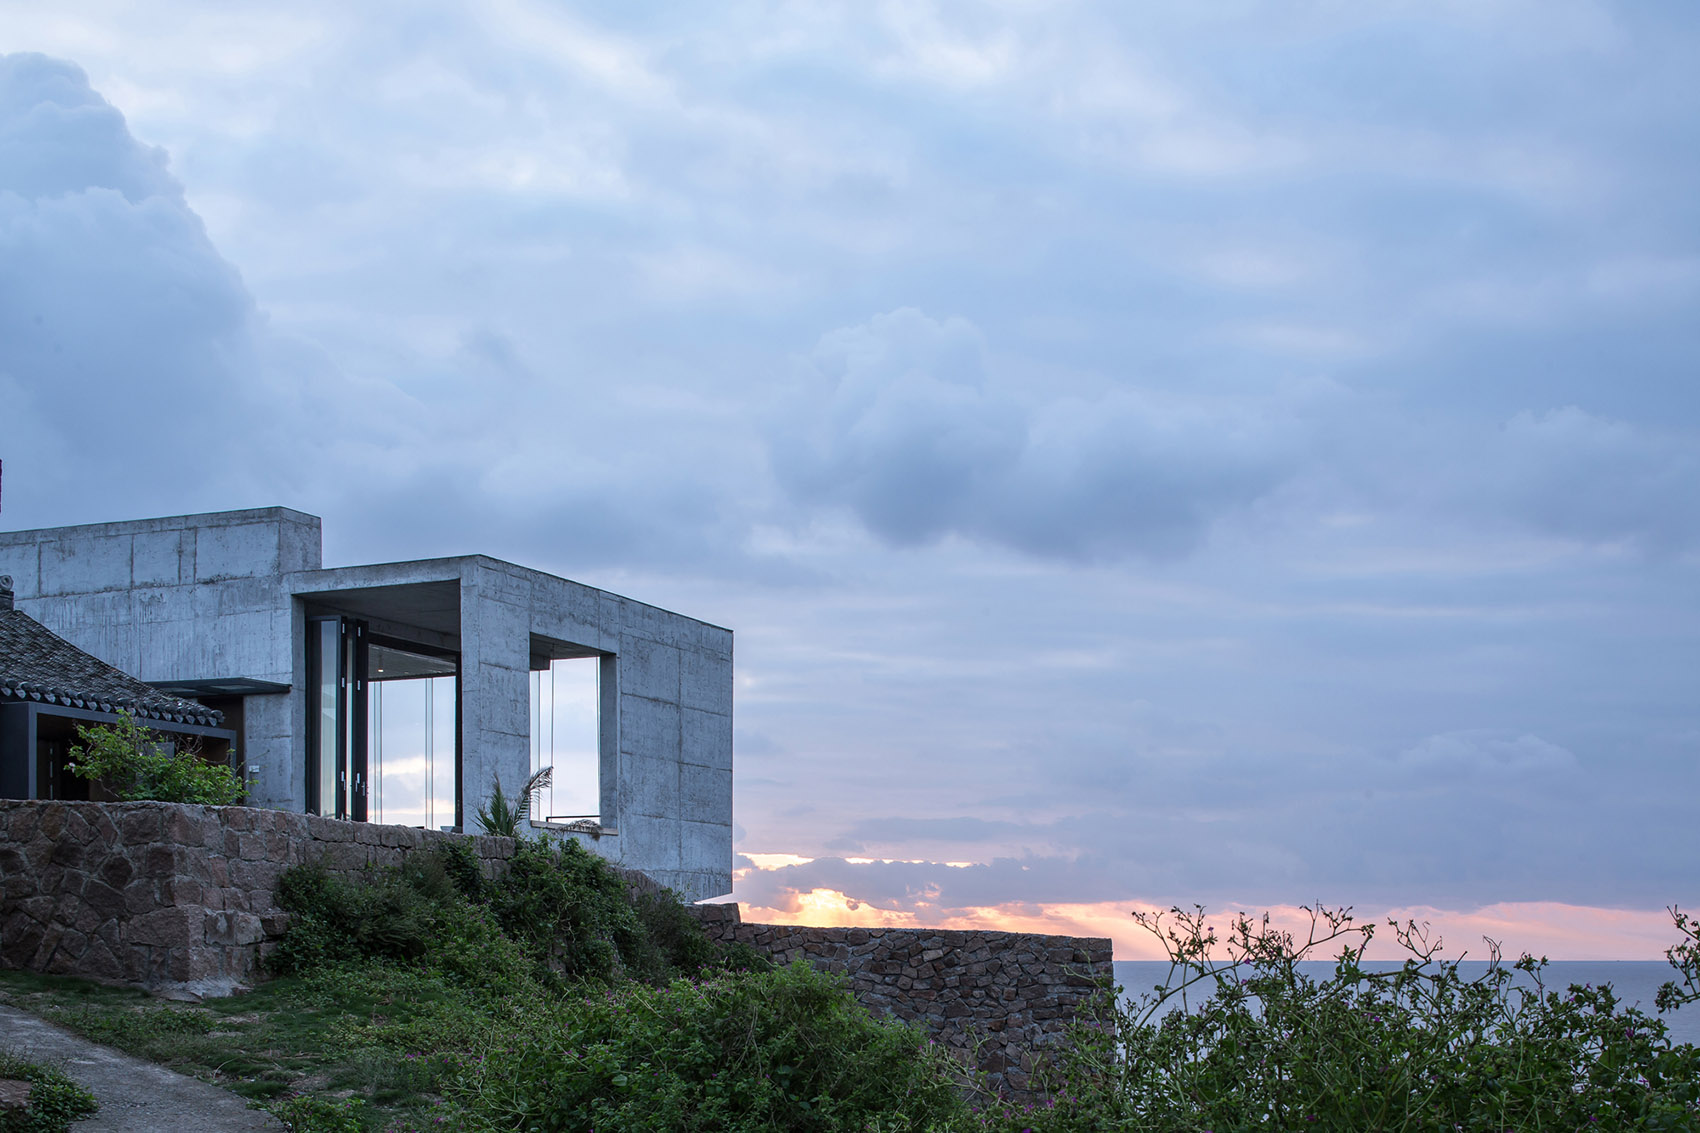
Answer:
[1, 1, 1696, 960]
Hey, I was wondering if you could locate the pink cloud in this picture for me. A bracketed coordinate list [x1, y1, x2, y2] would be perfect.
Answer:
[733, 862, 1687, 961]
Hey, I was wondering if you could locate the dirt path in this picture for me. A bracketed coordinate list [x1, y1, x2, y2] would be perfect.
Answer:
[0, 1003, 283, 1131]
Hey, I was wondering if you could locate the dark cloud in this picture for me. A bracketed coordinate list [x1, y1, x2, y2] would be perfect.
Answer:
[0, 54, 278, 523]
[1481, 407, 1700, 552]
[771, 308, 1302, 561]
[0, 54, 768, 579]
[0, 54, 177, 202]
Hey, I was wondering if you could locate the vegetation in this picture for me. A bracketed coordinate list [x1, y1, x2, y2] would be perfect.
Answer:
[1003, 905, 1700, 1133]
[0, 1050, 98, 1133]
[472, 766, 552, 839]
[66, 711, 243, 805]
[2, 822, 1696, 1132]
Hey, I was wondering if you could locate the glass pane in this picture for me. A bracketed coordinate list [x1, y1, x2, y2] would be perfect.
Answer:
[315, 619, 340, 817]
[367, 645, 459, 830]
[344, 627, 358, 817]
[531, 657, 599, 823]
[371, 678, 428, 827]
[429, 675, 456, 828]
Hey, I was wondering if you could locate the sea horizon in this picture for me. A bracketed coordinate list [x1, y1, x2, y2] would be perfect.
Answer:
[1114, 960, 1700, 1047]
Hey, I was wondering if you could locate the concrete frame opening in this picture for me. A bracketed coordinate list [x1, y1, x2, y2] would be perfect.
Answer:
[306, 614, 461, 828]
[528, 636, 613, 830]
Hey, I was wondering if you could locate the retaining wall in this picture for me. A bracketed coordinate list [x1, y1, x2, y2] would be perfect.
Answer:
[0, 799, 515, 998]
[0, 800, 1112, 1098]
[693, 904, 1113, 1096]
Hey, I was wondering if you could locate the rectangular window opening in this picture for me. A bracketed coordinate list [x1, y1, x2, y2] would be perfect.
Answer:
[529, 655, 600, 827]
[307, 615, 460, 828]
[367, 639, 458, 830]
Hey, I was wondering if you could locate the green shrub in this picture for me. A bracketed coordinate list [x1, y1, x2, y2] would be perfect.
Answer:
[627, 888, 711, 978]
[1006, 905, 1700, 1133]
[473, 766, 551, 838]
[255, 1093, 368, 1133]
[0, 1050, 98, 1133]
[66, 711, 242, 805]
[1660, 905, 1700, 1014]
[442, 962, 969, 1133]
[483, 837, 650, 984]
[269, 850, 533, 997]
[272, 837, 750, 997]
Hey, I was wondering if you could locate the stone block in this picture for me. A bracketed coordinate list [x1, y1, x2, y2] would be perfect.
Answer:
[163, 808, 209, 845]
[204, 910, 265, 947]
[129, 907, 200, 949]
[96, 854, 134, 891]
[2, 922, 45, 967]
[45, 929, 89, 974]
[5, 807, 39, 842]
[166, 946, 224, 982]
[48, 838, 84, 869]
[117, 807, 163, 842]
[79, 936, 126, 981]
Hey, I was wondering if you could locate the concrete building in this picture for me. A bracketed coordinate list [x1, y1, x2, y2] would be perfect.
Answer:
[0, 508, 733, 899]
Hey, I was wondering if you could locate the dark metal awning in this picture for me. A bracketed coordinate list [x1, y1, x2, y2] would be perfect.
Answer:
[148, 678, 292, 698]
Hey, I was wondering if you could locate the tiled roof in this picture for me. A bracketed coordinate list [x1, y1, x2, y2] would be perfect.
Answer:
[0, 608, 224, 728]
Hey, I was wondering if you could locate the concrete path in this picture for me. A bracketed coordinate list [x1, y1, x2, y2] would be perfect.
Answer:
[0, 1003, 283, 1131]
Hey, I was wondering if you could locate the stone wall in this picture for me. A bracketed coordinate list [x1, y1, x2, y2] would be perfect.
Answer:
[692, 904, 1113, 1097]
[0, 799, 515, 998]
[0, 800, 1113, 1099]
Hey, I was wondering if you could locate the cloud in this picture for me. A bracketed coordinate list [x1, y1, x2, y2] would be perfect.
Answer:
[0, 53, 179, 202]
[1396, 731, 1580, 781]
[0, 53, 277, 519]
[1486, 407, 1700, 552]
[0, 53, 766, 578]
[771, 307, 1302, 560]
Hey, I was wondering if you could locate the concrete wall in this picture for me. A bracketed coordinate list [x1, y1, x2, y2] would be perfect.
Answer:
[0, 505, 315, 693]
[446, 558, 733, 901]
[0, 509, 734, 898]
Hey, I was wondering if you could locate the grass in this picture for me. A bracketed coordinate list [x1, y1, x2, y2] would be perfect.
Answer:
[0, 1046, 99, 1133]
[0, 966, 465, 1131]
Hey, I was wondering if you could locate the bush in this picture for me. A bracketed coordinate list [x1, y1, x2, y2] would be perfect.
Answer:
[269, 837, 748, 996]
[483, 837, 647, 984]
[482, 837, 762, 985]
[255, 1093, 368, 1133]
[269, 849, 533, 997]
[0, 1050, 98, 1133]
[1010, 905, 1700, 1133]
[66, 711, 242, 805]
[442, 962, 969, 1133]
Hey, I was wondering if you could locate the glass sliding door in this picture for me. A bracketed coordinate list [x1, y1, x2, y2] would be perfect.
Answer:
[367, 639, 458, 829]
[307, 616, 367, 819]
[307, 619, 459, 826]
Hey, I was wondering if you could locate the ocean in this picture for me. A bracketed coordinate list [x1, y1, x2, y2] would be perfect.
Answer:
[1113, 960, 1700, 1047]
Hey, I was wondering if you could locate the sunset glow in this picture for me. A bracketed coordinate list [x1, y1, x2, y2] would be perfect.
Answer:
[734, 859, 1687, 961]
